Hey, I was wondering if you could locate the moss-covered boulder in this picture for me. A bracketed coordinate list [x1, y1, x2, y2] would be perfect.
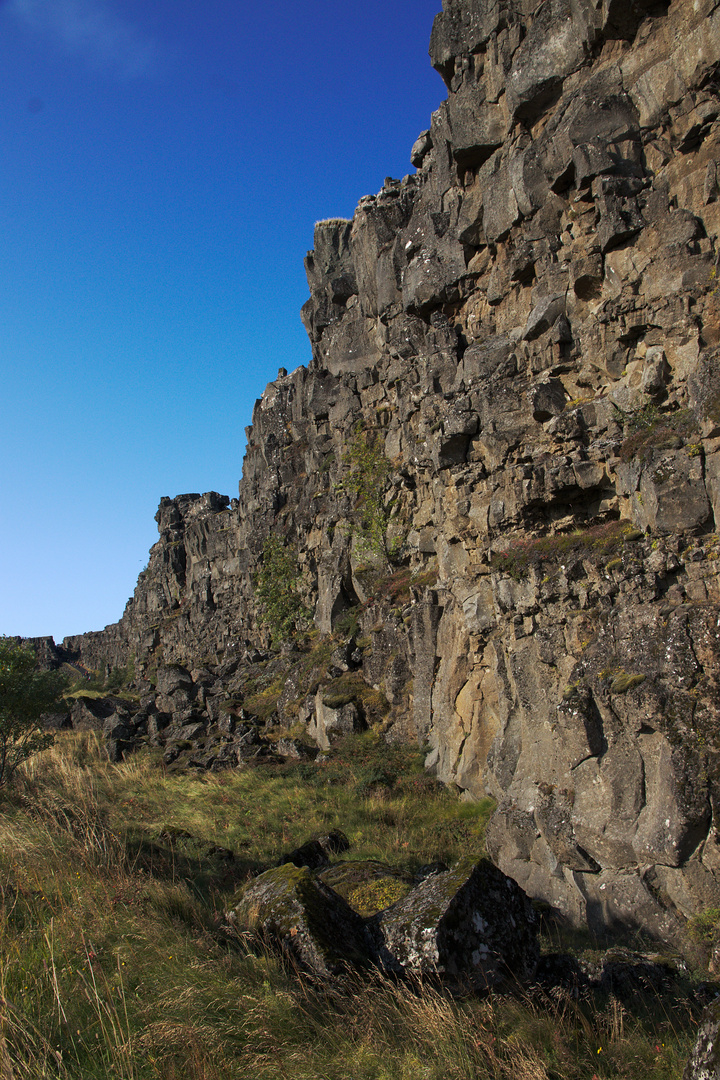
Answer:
[228, 863, 371, 976]
[318, 860, 414, 917]
[370, 857, 539, 991]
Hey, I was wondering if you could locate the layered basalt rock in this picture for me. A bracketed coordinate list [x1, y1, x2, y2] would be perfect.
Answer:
[50, 0, 720, 945]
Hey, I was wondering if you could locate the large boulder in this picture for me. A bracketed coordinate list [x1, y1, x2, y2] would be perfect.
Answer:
[370, 858, 539, 990]
[70, 695, 121, 731]
[228, 863, 371, 977]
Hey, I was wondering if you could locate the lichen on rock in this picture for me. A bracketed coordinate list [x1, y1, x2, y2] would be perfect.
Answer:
[370, 858, 539, 990]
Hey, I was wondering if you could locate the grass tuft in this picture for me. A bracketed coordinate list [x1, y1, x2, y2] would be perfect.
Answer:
[491, 520, 640, 580]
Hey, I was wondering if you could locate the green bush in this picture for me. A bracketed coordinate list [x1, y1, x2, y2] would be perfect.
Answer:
[688, 907, 720, 944]
[254, 536, 312, 643]
[337, 425, 402, 560]
[0, 637, 67, 786]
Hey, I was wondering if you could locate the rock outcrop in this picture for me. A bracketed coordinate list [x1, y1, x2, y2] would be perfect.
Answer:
[42, 0, 720, 948]
[685, 998, 720, 1080]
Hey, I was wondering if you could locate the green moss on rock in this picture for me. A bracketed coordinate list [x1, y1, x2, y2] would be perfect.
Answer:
[229, 863, 371, 976]
[318, 860, 413, 916]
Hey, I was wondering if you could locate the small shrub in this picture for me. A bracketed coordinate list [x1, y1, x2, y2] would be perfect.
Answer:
[254, 536, 312, 644]
[492, 520, 637, 580]
[334, 607, 361, 638]
[337, 424, 399, 561]
[688, 907, 720, 944]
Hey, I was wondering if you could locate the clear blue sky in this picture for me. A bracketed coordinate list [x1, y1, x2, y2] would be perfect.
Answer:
[0, 0, 445, 642]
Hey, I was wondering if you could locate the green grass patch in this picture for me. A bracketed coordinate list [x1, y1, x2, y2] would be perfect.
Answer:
[320, 673, 390, 721]
[619, 405, 698, 462]
[242, 675, 285, 720]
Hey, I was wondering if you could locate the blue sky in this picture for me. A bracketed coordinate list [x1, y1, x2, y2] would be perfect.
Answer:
[0, 0, 445, 642]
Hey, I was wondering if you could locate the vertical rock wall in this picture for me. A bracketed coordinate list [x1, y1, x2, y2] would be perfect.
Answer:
[60, 0, 720, 942]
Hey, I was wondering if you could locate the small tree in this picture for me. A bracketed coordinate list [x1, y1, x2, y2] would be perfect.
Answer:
[0, 637, 67, 785]
[254, 536, 311, 644]
[337, 424, 404, 562]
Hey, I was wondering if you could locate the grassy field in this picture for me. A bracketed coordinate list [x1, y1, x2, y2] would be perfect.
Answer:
[0, 731, 704, 1079]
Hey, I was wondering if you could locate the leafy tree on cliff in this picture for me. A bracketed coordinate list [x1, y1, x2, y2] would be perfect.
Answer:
[338, 424, 404, 562]
[255, 537, 311, 644]
[0, 637, 67, 785]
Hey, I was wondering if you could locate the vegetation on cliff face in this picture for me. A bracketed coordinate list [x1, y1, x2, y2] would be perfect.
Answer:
[490, 519, 641, 580]
[254, 536, 312, 644]
[0, 732, 707, 1080]
[338, 424, 402, 561]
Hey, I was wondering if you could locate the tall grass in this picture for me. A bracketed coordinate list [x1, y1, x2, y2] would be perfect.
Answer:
[0, 732, 703, 1079]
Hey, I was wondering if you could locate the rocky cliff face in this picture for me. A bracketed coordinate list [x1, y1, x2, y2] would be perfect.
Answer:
[56, 0, 720, 945]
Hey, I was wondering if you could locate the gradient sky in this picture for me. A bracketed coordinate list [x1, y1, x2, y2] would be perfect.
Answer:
[0, 0, 445, 642]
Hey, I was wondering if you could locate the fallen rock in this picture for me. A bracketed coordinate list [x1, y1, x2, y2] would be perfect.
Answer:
[274, 737, 312, 759]
[370, 857, 539, 991]
[537, 947, 683, 1001]
[106, 738, 135, 763]
[279, 829, 350, 870]
[155, 664, 193, 695]
[70, 695, 122, 731]
[228, 863, 371, 977]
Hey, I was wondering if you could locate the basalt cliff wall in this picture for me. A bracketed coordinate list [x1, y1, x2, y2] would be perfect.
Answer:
[55, 0, 720, 943]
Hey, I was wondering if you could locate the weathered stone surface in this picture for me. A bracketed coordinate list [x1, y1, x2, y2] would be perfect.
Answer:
[228, 863, 371, 977]
[371, 858, 539, 990]
[308, 694, 362, 751]
[684, 999, 720, 1080]
[155, 665, 193, 695]
[71, 696, 126, 732]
